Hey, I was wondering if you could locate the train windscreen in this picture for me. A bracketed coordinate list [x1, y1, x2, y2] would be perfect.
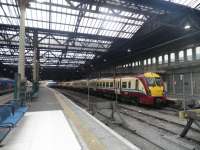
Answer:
[146, 77, 162, 86]
[155, 78, 162, 86]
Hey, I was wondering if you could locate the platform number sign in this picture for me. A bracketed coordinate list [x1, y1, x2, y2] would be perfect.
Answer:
[180, 74, 184, 80]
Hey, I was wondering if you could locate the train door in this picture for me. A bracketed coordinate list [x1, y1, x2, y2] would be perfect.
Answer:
[135, 79, 139, 91]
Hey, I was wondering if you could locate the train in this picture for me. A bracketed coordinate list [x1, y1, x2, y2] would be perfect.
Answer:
[59, 72, 167, 106]
[0, 78, 14, 95]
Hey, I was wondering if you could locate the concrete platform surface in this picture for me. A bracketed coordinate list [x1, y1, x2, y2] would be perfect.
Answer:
[1, 110, 81, 150]
[28, 87, 61, 112]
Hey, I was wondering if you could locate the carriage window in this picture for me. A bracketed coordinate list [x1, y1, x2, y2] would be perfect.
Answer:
[110, 82, 113, 87]
[106, 82, 109, 87]
[103, 82, 105, 87]
[122, 82, 127, 88]
[128, 81, 131, 88]
[97, 83, 99, 87]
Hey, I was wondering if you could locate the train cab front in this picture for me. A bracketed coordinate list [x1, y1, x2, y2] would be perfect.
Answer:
[144, 73, 167, 106]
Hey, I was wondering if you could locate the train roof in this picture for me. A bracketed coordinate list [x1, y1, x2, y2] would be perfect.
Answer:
[96, 78, 113, 81]
[137, 72, 160, 78]
[0, 78, 14, 81]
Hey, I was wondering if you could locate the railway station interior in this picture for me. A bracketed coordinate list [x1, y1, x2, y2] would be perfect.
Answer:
[0, 0, 200, 150]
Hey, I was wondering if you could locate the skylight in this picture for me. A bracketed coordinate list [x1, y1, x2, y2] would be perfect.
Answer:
[0, 0, 199, 68]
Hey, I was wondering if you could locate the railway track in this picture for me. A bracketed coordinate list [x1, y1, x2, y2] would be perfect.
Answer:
[119, 104, 200, 132]
[119, 105, 200, 144]
[156, 108, 178, 116]
[56, 89, 200, 150]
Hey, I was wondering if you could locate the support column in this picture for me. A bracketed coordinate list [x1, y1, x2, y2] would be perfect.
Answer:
[18, 1, 26, 81]
[156, 56, 159, 69]
[192, 47, 196, 61]
[168, 52, 171, 66]
[190, 72, 193, 96]
[32, 30, 39, 94]
[175, 51, 179, 64]
[172, 73, 175, 95]
[184, 49, 187, 61]
[17, 0, 28, 104]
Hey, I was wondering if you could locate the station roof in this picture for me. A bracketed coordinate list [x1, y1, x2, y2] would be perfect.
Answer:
[0, 0, 200, 79]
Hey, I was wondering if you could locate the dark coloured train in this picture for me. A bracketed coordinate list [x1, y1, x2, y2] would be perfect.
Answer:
[0, 78, 14, 95]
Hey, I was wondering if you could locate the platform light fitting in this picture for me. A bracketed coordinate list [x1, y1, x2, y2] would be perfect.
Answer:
[103, 59, 107, 62]
[184, 24, 191, 30]
[127, 49, 131, 53]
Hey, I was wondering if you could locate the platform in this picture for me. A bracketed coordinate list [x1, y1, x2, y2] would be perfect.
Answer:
[1, 87, 139, 150]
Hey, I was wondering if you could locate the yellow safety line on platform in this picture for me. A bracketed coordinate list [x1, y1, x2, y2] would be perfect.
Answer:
[53, 91, 106, 150]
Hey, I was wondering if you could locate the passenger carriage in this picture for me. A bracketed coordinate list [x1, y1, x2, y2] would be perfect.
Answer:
[0, 78, 14, 95]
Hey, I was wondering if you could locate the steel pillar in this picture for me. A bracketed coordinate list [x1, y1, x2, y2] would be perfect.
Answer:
[17, 0, 28, 104]
[18, 1, 26, 81]
[32, 31, 39, 94]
